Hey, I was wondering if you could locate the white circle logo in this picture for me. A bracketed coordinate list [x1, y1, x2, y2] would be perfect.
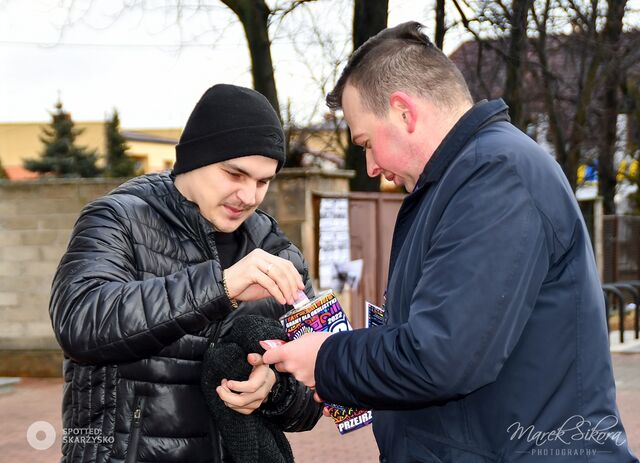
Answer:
[26, 421, 56, 450]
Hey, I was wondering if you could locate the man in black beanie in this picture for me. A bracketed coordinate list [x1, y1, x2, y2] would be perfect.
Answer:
[50, 84, 322, 463]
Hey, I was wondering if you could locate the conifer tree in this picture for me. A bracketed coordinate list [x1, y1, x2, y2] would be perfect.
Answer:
[104, 109, 138, 178]
[24, 100, 101, 177]
[0, 158, 7, 179]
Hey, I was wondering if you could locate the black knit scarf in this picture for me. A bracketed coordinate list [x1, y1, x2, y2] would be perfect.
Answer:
[201, 315, 294, 463]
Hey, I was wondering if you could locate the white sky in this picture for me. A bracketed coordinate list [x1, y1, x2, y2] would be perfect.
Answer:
[0, 0, 465, 129]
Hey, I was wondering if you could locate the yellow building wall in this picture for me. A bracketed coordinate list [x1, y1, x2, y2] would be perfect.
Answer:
[0, 122, 106, 167]
[128, 140, 177, 172]
[0, 122, 180, 175]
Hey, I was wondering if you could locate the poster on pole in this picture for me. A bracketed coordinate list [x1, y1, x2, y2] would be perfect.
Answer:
[318, 198, 350, 289]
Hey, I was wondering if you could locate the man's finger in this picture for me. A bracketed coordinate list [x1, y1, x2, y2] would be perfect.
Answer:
[254, 270, 288, 305]
[263, 258, 302, 304]
[225, 380, 259, 394]
[247, 353, 264, 365]
[218, 388, 260, 407]
[262, 345, 285, 365]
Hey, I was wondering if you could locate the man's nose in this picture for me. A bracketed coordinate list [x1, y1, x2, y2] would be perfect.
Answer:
[236, 181, 258, 206]
[366, 150, 381, 177]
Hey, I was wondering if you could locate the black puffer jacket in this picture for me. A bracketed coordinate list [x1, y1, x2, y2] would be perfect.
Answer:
[50, 172, 321, 463]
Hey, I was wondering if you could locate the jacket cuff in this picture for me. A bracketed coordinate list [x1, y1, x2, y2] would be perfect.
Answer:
[260, 369, 293, 416]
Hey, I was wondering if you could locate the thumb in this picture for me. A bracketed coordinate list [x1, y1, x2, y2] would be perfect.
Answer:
[247, 353, 263, 365]
[261, 347, 282, 365]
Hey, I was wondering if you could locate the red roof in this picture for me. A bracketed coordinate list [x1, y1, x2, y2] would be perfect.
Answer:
[3, 166, 41, 181]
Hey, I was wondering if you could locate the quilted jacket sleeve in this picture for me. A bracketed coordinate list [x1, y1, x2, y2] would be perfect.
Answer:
[263, 244, 322, 432]
[50, 197, 234, 365]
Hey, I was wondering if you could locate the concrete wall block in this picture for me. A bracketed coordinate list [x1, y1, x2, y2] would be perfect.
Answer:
[18, 198, 87, 215]
[17, 291, 50, 309]
[31, 184, 80, 199]
[0, 230, 66, 247]
[27, 322, 56, 338]
[278, 223, 303, 250]
[309, 177, 350, 194]
[0, 262, 22, 277]
[0, 202, 18, 217]
[259, 193, 277, 217]
[0, 292, 19, 306]
[0, 231, 22, 246]
[19, 230, 58, 246]
[1, 245, 40, 262]
[40, 246, 67, 262]
[0, 324, 23, 338]
[0, 275, 51, 292]
[55, 231, 73, 245]
[0, 306, 43, 323]
[22, 261, 59, 277]
[276, 179, 307, 222]
[39, 213, 80, 230]
[0, 184, 77, 200]
[76, 182, 121, 202]
[0, 215, 40, 230]
[0, 336, 60, 350]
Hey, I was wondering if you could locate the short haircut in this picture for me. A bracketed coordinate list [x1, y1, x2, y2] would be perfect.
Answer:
[326, 21, 473, 115]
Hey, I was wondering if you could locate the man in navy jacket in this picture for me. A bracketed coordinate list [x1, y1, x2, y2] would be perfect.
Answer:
[264, 22, 638, 462]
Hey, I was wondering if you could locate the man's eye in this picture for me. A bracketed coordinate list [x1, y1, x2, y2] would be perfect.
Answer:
[227, 171, 241, 179]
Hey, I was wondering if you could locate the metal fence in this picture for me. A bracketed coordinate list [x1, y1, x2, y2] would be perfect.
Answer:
[602, 215, 640, 283]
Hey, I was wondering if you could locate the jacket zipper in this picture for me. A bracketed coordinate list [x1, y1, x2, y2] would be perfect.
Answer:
[125, 396, 146, 463]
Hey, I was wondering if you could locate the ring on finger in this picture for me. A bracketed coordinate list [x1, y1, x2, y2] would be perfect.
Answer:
[265, 263, 273, 275]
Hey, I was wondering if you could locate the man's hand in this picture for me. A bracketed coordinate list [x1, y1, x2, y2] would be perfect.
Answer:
[216, 353, 277, 415]
[262, 332, 333, 388]
[223, 249, 305, 305]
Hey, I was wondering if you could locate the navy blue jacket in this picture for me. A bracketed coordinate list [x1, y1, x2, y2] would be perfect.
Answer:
[315, 100, 638, 462]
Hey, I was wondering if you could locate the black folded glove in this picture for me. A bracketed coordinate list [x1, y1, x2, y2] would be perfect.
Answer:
[201, 314, 295, 463]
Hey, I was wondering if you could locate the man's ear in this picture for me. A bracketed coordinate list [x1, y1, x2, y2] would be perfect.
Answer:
[389, 91, 417, 133]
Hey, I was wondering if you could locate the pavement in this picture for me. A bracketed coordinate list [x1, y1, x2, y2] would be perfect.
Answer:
[1, 354, 638, 462]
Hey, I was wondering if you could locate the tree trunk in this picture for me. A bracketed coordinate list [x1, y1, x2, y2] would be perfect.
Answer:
[435, 0, 446, 50]
[348, 0, 389, 192]
[530, 1, 568, 172]
[503, 0, 533, 129]
[597, 0, 627, 214]
[221, 0, 281, 120]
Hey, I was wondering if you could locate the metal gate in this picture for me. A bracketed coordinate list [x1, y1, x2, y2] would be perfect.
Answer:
[313, 192, 404, 328]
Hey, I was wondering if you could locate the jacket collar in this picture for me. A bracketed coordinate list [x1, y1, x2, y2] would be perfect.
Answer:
[413, 99, 510, 193]
[112, 171, 288, 253]
[387, 100, 509, 276]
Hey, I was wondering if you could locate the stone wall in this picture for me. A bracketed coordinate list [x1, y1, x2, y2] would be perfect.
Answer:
[0, 170, 351, 376]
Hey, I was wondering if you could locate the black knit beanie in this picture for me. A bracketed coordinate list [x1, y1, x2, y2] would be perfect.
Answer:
[173, 84, 285, 174]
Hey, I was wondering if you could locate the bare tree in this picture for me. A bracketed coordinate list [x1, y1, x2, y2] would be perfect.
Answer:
[52, 0, 317, 121]
[504, 0, 534, 127]
[346, 0, 389, 192]
[530, 0, 633, 208]
[284, 2, 350, 165]
[450, 0, 638, 207]
[220, 0, 317, 119]
[220, 0, 280, 116]
[451, 0, 533, 129]
[435, 0, 447, 49]
[597, 0, 628, 214]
